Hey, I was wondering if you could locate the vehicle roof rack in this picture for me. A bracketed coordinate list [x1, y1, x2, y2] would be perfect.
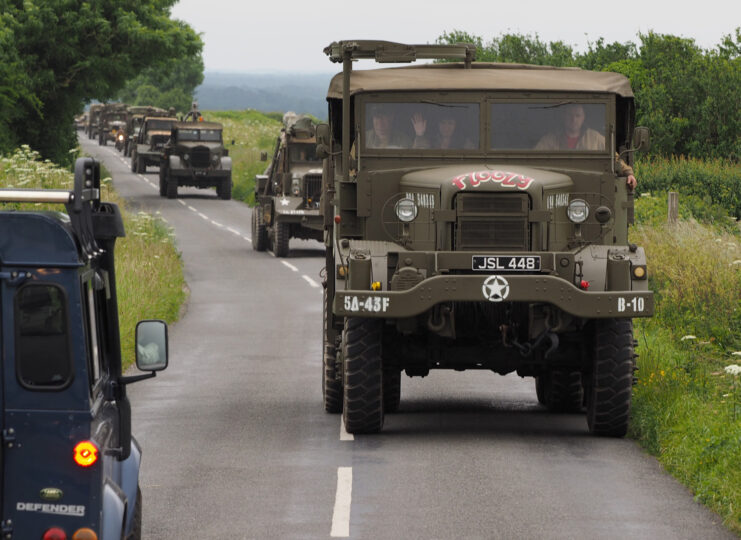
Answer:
[324, 40, 476, 67]
[0, 157, 123, 259]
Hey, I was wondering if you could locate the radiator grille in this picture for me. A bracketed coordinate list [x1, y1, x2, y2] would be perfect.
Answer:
[190, 146, 210, 168]
[303, 174, 322, 208]
[455, 193, 529, 251]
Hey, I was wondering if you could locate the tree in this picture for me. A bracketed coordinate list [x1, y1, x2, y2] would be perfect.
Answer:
[0, 1, 202, 164]
[117, 55, 205, 115]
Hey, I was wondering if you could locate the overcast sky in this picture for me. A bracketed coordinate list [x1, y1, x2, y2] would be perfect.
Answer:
[171, 0, 739, 73]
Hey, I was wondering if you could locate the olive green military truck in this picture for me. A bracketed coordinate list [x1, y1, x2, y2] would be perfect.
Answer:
[86, 103, 103, 140]
[121, 106, 168, 155]
[130, 116, 178, 173]
[252, 113, 324, 256]
[97, 103, 128, 146]
[159, 121, 232, 199]
[319, 40, 654, 436]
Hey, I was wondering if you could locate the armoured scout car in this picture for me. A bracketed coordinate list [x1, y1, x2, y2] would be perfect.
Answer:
[252, 113, 324, 256]
[319, 41, 653, 436]
[159, 121, 232, 199]
[0, 158, 169, 539]
[130, 116, 177, 174]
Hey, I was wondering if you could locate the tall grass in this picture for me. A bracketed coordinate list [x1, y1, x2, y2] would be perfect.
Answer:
[630, 194, 741, 533]
[0, 145, 186, 368]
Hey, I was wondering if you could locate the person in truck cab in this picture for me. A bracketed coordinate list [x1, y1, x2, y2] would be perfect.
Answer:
[535, 103, 638, 189]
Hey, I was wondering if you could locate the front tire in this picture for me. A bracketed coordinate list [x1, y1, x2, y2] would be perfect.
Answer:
[158, 169, 167, 197]
[342, 317, 384, 434]
[166, 176, 178, 199]
[585, 319, 635, 437]
[272, 220, 290, 257]
[251, 207, 268, 251]
[217, 176, 232, 200]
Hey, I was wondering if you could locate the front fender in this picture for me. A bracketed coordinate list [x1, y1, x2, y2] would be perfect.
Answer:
[101, 482, 126, 540]
[169, 155, 183, 171]
[120, 437, 142, 536]
[220, 156, 232, 171]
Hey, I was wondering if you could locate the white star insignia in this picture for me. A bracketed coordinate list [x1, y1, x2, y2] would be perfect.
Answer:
[482, 276, 510, 302]
[280, 198, 290, 206]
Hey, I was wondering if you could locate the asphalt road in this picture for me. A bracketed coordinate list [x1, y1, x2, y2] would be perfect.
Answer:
[81, 137, 735, 540]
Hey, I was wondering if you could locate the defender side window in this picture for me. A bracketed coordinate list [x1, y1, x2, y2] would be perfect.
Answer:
[15, 283, 72, 390]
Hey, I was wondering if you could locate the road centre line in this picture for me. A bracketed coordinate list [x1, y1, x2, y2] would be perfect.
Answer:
[177, 200, 186, 206]
[302, 275, 320, 288]
[330, 467, 352, 538]
[210, 220, 225, 228]
[197, 212, 209, 220]
[242, 235, 252, 243]
[187, 205, 197, 212]
[340, 418, 354, 441]
[227, 227, 240, 235]
[281, 261, 298, 272]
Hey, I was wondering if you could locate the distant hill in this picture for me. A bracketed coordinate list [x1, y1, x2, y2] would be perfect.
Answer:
[194, 72, 334, 119]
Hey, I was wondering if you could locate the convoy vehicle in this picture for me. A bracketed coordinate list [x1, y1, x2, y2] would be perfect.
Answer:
[159, 121, 232, 199]
[130, 116, 177, 174]
[122, 106, 169, 157]
[86, 104, 103, 140]
[97, 103, 128, 147]
[0, 158, 169, 539]
[319, 40, 654, 436]
[252, 113, 324, 256]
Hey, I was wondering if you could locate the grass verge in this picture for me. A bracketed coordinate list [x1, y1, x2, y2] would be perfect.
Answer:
[0, 145, 187, 368]
[630, 193, 741, 534]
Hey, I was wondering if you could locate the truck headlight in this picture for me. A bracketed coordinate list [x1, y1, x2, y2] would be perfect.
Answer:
[395, 198, 418, 222]
[183, 153, 189, 162]
[291, 177, 301, 196]
[567, 199, 589, 223]
[212, 154, 220, 165]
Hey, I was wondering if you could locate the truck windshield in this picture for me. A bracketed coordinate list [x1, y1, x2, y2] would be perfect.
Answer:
[490, 102, 607, 151]
[178, 129, 222, 142]
[288, 143, 319, 162]
[148, 120, 174, 131]
[363, 101, 479, 150]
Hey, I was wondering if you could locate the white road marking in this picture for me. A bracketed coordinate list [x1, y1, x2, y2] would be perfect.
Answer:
[340, 418, 354, 441]
[330, 467, 352, 537]
[227, 227, 240, 235]
[197, 212, 209, 220]
[242, 235, 252, 243]
[177, 200, 186, 206]
[302, 275, 320, 288]
[187, 205, 197, 212]
[281, 261, 298, 272]
[210, 220, 224, 228]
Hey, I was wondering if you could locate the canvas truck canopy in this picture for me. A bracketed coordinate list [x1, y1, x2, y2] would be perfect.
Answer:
[327, 62, 634, 99]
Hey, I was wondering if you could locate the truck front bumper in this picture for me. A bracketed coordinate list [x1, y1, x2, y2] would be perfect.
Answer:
[334, 274, 653, 319]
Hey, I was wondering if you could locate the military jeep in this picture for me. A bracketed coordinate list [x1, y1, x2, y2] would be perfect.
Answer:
[252, 113, 324, 256]
[130, 116, 177, 174]
[159, 121, 232, 200]
[319, 41, 654, 436]
[0, 158, 169, 539]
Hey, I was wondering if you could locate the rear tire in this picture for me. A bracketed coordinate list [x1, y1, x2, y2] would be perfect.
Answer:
[158, 169, 167, 197]
[272, 220, 289, 257]
[323, 289, 342, 413]
[130, 153, 136, 173]
[342, 317, 384, 433]
[539, 370, 583, 413]
[251, 207, 268, 251]
[586, 319, 635, 437]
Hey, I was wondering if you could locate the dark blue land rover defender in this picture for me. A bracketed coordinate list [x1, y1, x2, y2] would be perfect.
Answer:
[0, 158, 168, 540]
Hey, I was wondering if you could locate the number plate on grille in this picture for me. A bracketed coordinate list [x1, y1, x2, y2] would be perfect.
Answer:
[472, 255, 541, 271]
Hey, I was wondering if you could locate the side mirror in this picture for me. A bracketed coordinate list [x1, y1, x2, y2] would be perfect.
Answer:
[260, 151, 268, 162]
[135, 320, 168, 372]
[633, 126, 650, 152]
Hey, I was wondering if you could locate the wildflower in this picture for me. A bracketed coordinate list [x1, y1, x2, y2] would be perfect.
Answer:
[724, 364, 741, 376]
[660, 370, 665, 377]
[732, 260, 741, 266]
[680, 335, 697, 341]
[732, 352, 741, 357]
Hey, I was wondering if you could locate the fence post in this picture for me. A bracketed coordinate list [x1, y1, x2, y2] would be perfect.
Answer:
[668, 192, 679, 223]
